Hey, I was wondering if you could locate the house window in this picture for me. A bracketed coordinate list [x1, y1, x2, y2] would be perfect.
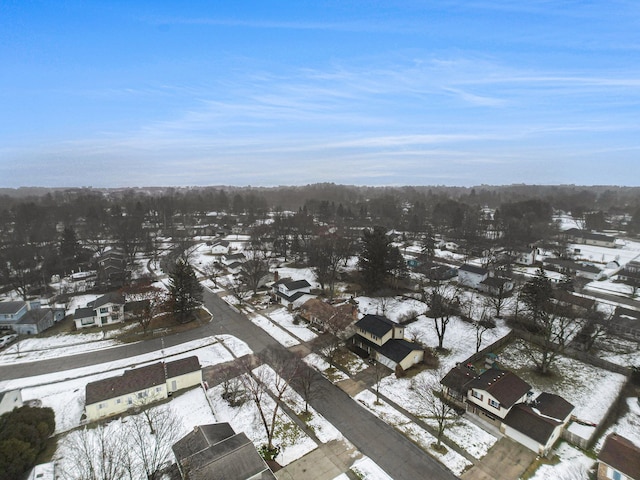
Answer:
[127, 397, 133, 405]
[112, 306, 120, 312]
[137, 391, 148, 399]
[155, 386, 162, 393]
[488, 399, 500, 410]
[100, 307, 108, 314]
[471, 390, 483, 401]
[98, 402, 107, 409]
[81, 318, 95, 325]
[116, 399, 122, 404]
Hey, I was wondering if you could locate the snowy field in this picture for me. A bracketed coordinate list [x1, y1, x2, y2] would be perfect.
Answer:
[356, 295, 428, 322]
[303, 353, 349, 382]
[248, 312, 300, 347]
[274, 266, 321, 289]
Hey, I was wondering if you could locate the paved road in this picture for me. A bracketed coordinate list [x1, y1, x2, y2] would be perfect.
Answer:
[0, 289, 458, 480]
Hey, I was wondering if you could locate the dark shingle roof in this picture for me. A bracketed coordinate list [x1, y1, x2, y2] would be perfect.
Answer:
[376, 338, 423, 363]
[92, 292, 125, 308]
[534, 392, 574, 421]
[459, 264, 488, 275]
[441, 365, 477, 393]
[0, 301, 26, 315]
[85, 357, 200, 405]
[17, 309, 52, 325]
[503, 404, 560, 445]
[356, 314, 396, 338]
[480, 277, 510, 288]
[468, 368, 531, 408]
[173, 423, 276, 480]
[166, 356, 201, 379]
[74, 307, 95, 319]
[599, 433, 640, 479]
[282, 279, 311, 291]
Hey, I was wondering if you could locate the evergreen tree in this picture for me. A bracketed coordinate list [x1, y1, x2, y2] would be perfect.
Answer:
[358, 226, 403, 293]
[168, 259, 203, 323]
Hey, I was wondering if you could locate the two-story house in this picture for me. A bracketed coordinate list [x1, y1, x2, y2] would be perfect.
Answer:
[84, 356, 202, 422]
[73, 292, 125, 329]
[352, 314, 424, 372]
[465, 368, 532, 423]
[272, 278, 314, 309]
[0, 300, 64, 335]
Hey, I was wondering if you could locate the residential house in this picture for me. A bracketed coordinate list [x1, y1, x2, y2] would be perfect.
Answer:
[172, 423, 276, 480]
[299, 298, 358, 333]
[515, 248, 538, 266]
[551, 289, 596, 313]
[502, 393, 574, 456]
[0, 300, 63, 335]
[84, 356, 202, 422]
[272, 278, 314, 309]
[543, 258, 602, 280]
[210, 240, 230, 255]
[465, 368, 532, 424]
[73, 292, 126, 329]
[598, 433, 640, 480]
[457, 264, 489, 289]
[0, 389, 23, 415]
[618, 260, 640, 286]
[26, 463, 56, 480]
[565, 228, 617, 248]
[96, 249, 128, 290]
[441, 365, 574, 456]
[479, 276, 514, 296]
[352, 314, 424, 371]
[222, 252, 246, 266]
[607, 307, 640, 341]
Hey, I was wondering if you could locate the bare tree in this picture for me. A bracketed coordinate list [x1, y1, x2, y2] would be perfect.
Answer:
[473, 312, 494, 353]
[126, 406, 180, 480]
[241, 246, 270, 294]
[240, 349, 299, 455]
[219, 364, 245, 407]
[311, 333, 342, 363]
[125, 285, 166, 335]
[410, 372, 459, 448]
[374, 291, 395, 316]
[228, 280, 250, 307]
[60, 425, 131, 480]
[202, 260, 221, 287]
[484, 282, 513, 318]
[291, 357, 320, 415]
[426, 282, 461, 350]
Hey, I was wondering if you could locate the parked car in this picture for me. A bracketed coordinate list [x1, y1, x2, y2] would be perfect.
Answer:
[0, 333, 18, 348]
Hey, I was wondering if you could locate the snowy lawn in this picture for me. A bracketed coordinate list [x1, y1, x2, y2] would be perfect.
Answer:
[54, 387, 217, 479]
[273, 266, 321, 289]
[335, 456, 394, 480]
[1, 335, 250, 433]
[248, 312, 300, 347]
[595, 397, 640, 451]
[356, 296, 427, 323]
[593, 335, 640, 367]
[355, 389, 472, 476]
[377, 370, 497, 459]
[268, 307, 318, 342]
[303, 353, 349, 382]
[206, 375, 317, 466]
[498, 339, 627, 427]
[528, 441, 595, 480]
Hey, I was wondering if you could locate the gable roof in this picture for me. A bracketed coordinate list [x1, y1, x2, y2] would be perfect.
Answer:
[356, 314, 396, 338]
[480, 277, 511, 288]
[468, 368, 531, 408]
[459, 264, 488, 275]
[441, 364, 477, 392]
[173, 423, 275, 480]
[503, 403, 561, 446]
[0, 301, 26, 315]
[599, 433, 640, 479]
[85, 356, 200, 405]
[92, 292, 125, 308]
[533, 392, 574, 422]
[17, 309, 52, 325]
[281, 279, 311, 291]
[376, 338, 423, 363]
[74, 306, 95, 319]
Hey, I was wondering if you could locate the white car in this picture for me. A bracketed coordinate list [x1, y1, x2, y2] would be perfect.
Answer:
[0, 334, 18, 348]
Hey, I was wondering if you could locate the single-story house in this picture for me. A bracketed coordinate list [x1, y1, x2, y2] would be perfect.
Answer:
[172, 423, 276, 480]
[607, 307, 640, 341]
[543, 258, 602, 280]
[84, 356, 202, 422]
[502, 393, 574, 456]
[479, 276, 514, 296]
[352, 314, 424, 371]
[74, 292, 126, 329]
[458, 264, 489, 289]
[299, 298, 357, 333]
[0, 300, 63, 335]
[210, 240, 230, 255]
[0, 389, 23, 415]
[565, 228, 617, 248]
[598, 433, 640, 480]
[551, 289, 596, 312]
[618, 260, 640, 286]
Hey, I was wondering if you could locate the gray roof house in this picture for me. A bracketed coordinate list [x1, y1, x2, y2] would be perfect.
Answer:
[172, 423, 276, 480]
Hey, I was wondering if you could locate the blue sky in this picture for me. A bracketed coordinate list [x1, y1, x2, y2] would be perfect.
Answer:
[1, 1, 639, 188]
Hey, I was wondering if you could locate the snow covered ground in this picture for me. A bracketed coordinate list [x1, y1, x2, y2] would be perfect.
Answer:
[268, 307, 318, 342]
[595, 397, 640, 450]
[0, 335, 250, 433]
[528, 441, 595, 480]
[248, 312, 300, 347]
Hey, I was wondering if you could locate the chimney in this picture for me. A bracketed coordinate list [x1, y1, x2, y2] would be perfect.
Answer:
[274, 270, 279, 282]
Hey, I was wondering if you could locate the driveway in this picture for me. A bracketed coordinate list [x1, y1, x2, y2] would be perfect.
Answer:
[461, 438, 536, 480]
[0, 289, 459, 480]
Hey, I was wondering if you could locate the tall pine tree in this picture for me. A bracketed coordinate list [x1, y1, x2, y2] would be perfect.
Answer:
[168, 259, 203, 323]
